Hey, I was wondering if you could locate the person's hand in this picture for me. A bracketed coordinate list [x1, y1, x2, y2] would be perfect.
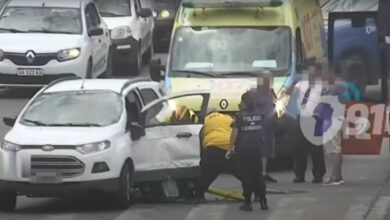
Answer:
[225, 149, 235, 160]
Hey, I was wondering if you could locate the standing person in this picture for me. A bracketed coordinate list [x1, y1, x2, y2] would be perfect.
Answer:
[322, 63, 347, 185]
[249, 71, 278, 183]
[291, 64, 326, 183]
[197, 109, 241, 199]
[228, 91, 268, 211]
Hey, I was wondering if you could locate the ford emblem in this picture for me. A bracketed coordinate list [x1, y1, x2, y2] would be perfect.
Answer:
[42, 145, 54, 152]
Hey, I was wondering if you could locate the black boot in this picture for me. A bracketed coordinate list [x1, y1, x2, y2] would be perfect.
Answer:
[260, 198, 269, 210]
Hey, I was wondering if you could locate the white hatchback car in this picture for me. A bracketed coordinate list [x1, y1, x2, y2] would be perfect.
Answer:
[94, 0, 154, 75]
[0, 77, 210, 211]
[0, 0, 112, 88]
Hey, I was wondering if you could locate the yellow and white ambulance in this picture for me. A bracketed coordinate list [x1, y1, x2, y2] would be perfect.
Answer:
[150, 0, 327, 161]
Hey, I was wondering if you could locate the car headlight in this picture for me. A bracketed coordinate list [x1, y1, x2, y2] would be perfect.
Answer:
[0, 49, 4, 61]
[76, 141, 110, 154]
[57, 48, 80, 62]
[1, 141, 20, 152]
[110, 26, 132, 40]
[159, 10, 170, 19]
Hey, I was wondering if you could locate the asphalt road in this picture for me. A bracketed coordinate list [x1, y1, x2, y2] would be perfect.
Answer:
[1, 55, 390, 219]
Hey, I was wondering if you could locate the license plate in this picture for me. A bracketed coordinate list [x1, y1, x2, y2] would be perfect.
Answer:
[17, 68, 44, 76]
[30, 172, 62, 184]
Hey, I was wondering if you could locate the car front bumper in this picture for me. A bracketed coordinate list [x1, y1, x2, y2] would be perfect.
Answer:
[0, 178, 119, 197]
[0, 56, 88, 87]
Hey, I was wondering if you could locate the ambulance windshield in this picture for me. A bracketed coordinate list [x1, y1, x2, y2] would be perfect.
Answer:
[170, 26, 291, 77]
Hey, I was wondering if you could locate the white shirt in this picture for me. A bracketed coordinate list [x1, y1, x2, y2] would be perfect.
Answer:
[295, 81, 323, 118]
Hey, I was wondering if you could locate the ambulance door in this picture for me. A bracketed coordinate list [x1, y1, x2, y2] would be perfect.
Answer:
[132, 92, 210, 182]
[328, 12, 388, 154]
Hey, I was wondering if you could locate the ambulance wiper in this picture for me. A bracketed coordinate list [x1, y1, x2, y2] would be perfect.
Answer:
[222, 72, 259, 77]
[23, 119, 48, 126]
[172, 70, 221, 78]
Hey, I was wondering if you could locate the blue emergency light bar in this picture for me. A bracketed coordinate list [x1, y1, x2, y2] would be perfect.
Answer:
[182, 0, 284, 8]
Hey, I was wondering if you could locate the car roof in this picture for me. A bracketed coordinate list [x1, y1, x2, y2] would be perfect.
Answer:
[43, 78, 151, 94]
[7, 0, 84, 8]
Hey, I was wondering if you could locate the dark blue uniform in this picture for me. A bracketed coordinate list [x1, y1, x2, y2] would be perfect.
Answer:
[232, 108, 266, 202]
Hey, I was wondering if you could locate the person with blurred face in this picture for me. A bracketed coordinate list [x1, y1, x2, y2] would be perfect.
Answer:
[292, 63, 326, 184]
[249, 71, 277, 184]
[322, 63, 347, 186]
[228, 91, 268, 211]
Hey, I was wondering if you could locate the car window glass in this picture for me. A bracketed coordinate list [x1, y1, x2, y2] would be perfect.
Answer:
[0, 7, 82, 34]
[85, 5, 94, 29]
[94, 0, 132, 17]
[139, 88, 159, 105]
[21, 91, 123, 127]
[126, 91, 142, 123]
[144, 95, 204, 127]
[90, 3, 101, 25]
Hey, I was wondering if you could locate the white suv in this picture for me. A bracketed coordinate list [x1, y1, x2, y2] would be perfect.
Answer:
[0, 77, 210, 211]
[94, 0, 154, 75]
[0, 0, 112, 88]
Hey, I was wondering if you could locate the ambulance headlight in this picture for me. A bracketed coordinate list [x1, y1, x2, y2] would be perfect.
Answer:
[1, 141, 20, 152]
[159, 10, 170, 19]
[76, 141, 110, 154]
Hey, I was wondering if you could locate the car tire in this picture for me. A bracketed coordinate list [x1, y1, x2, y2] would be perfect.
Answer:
[86, 59, 93, 79]
[0, 190, 16, 212]
[103, 49, 113, 78]
[142, 45, 153, 65]
[114, 162, 134, 209]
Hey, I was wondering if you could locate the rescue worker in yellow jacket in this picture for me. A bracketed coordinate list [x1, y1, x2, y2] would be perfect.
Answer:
[196, 109, 241, 199]
[169, 105, 198, 124]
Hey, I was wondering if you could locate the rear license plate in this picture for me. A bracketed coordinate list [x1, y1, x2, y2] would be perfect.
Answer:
[17, 69, 44, 76]
[30, 172, 62, 184]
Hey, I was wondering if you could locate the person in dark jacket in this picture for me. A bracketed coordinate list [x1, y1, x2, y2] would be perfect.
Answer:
[228, 91, 268, 211]
[249, 71, 277, 183]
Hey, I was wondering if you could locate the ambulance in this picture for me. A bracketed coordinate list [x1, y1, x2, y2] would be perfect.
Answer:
[150, 0, 327, 162]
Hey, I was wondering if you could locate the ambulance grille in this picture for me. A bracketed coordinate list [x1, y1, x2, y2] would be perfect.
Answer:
[30, 156, 85, 178]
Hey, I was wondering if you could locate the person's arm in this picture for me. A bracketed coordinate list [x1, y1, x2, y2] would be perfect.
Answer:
[229, 127, 238, 153]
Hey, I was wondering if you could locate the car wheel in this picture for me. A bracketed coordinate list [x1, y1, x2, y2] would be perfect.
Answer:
[86, 59, 93, 79]
[115, 162, 134, 209]
[142, 45, 153, 65]
[0, 190, 16, 212]
[103, 49, 113, 78]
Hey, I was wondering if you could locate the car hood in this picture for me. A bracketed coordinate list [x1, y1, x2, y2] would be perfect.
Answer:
[0, 33, 83, 53]
[4, 126, 117, 146]
[168, 77, 287, 112]
[101, 17, 134, 30]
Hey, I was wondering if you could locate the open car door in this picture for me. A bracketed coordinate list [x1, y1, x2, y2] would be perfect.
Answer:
[328, 12, 389, 154]
[132, 91, 210, 182]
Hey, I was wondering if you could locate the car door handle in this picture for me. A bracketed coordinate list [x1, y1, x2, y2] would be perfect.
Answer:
[176, 132, 192, 138]
[99, 39, 102, 43]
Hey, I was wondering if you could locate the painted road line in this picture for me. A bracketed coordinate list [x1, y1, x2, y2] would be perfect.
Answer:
[344, 197, 371, 220]
[365, 196, 390, 220]
[184, 205, 229, 220]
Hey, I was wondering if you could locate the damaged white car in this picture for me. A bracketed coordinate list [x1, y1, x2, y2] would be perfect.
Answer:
[0, 77, 209, 211]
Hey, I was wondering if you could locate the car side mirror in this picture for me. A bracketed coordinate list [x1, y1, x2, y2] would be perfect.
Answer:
[3, 117, 16, 127]
[138, 8, 153, 18]
[88, 27, 104, 36]
[130, 122, 145, 141]
[150, 58, 166, 82]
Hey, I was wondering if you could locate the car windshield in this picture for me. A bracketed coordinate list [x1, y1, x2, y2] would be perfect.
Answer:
[0, 7, 82, 34]
[94, 0, 131, 17]
[21, 91, 123, 127]
[170, 27, 291, 77]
